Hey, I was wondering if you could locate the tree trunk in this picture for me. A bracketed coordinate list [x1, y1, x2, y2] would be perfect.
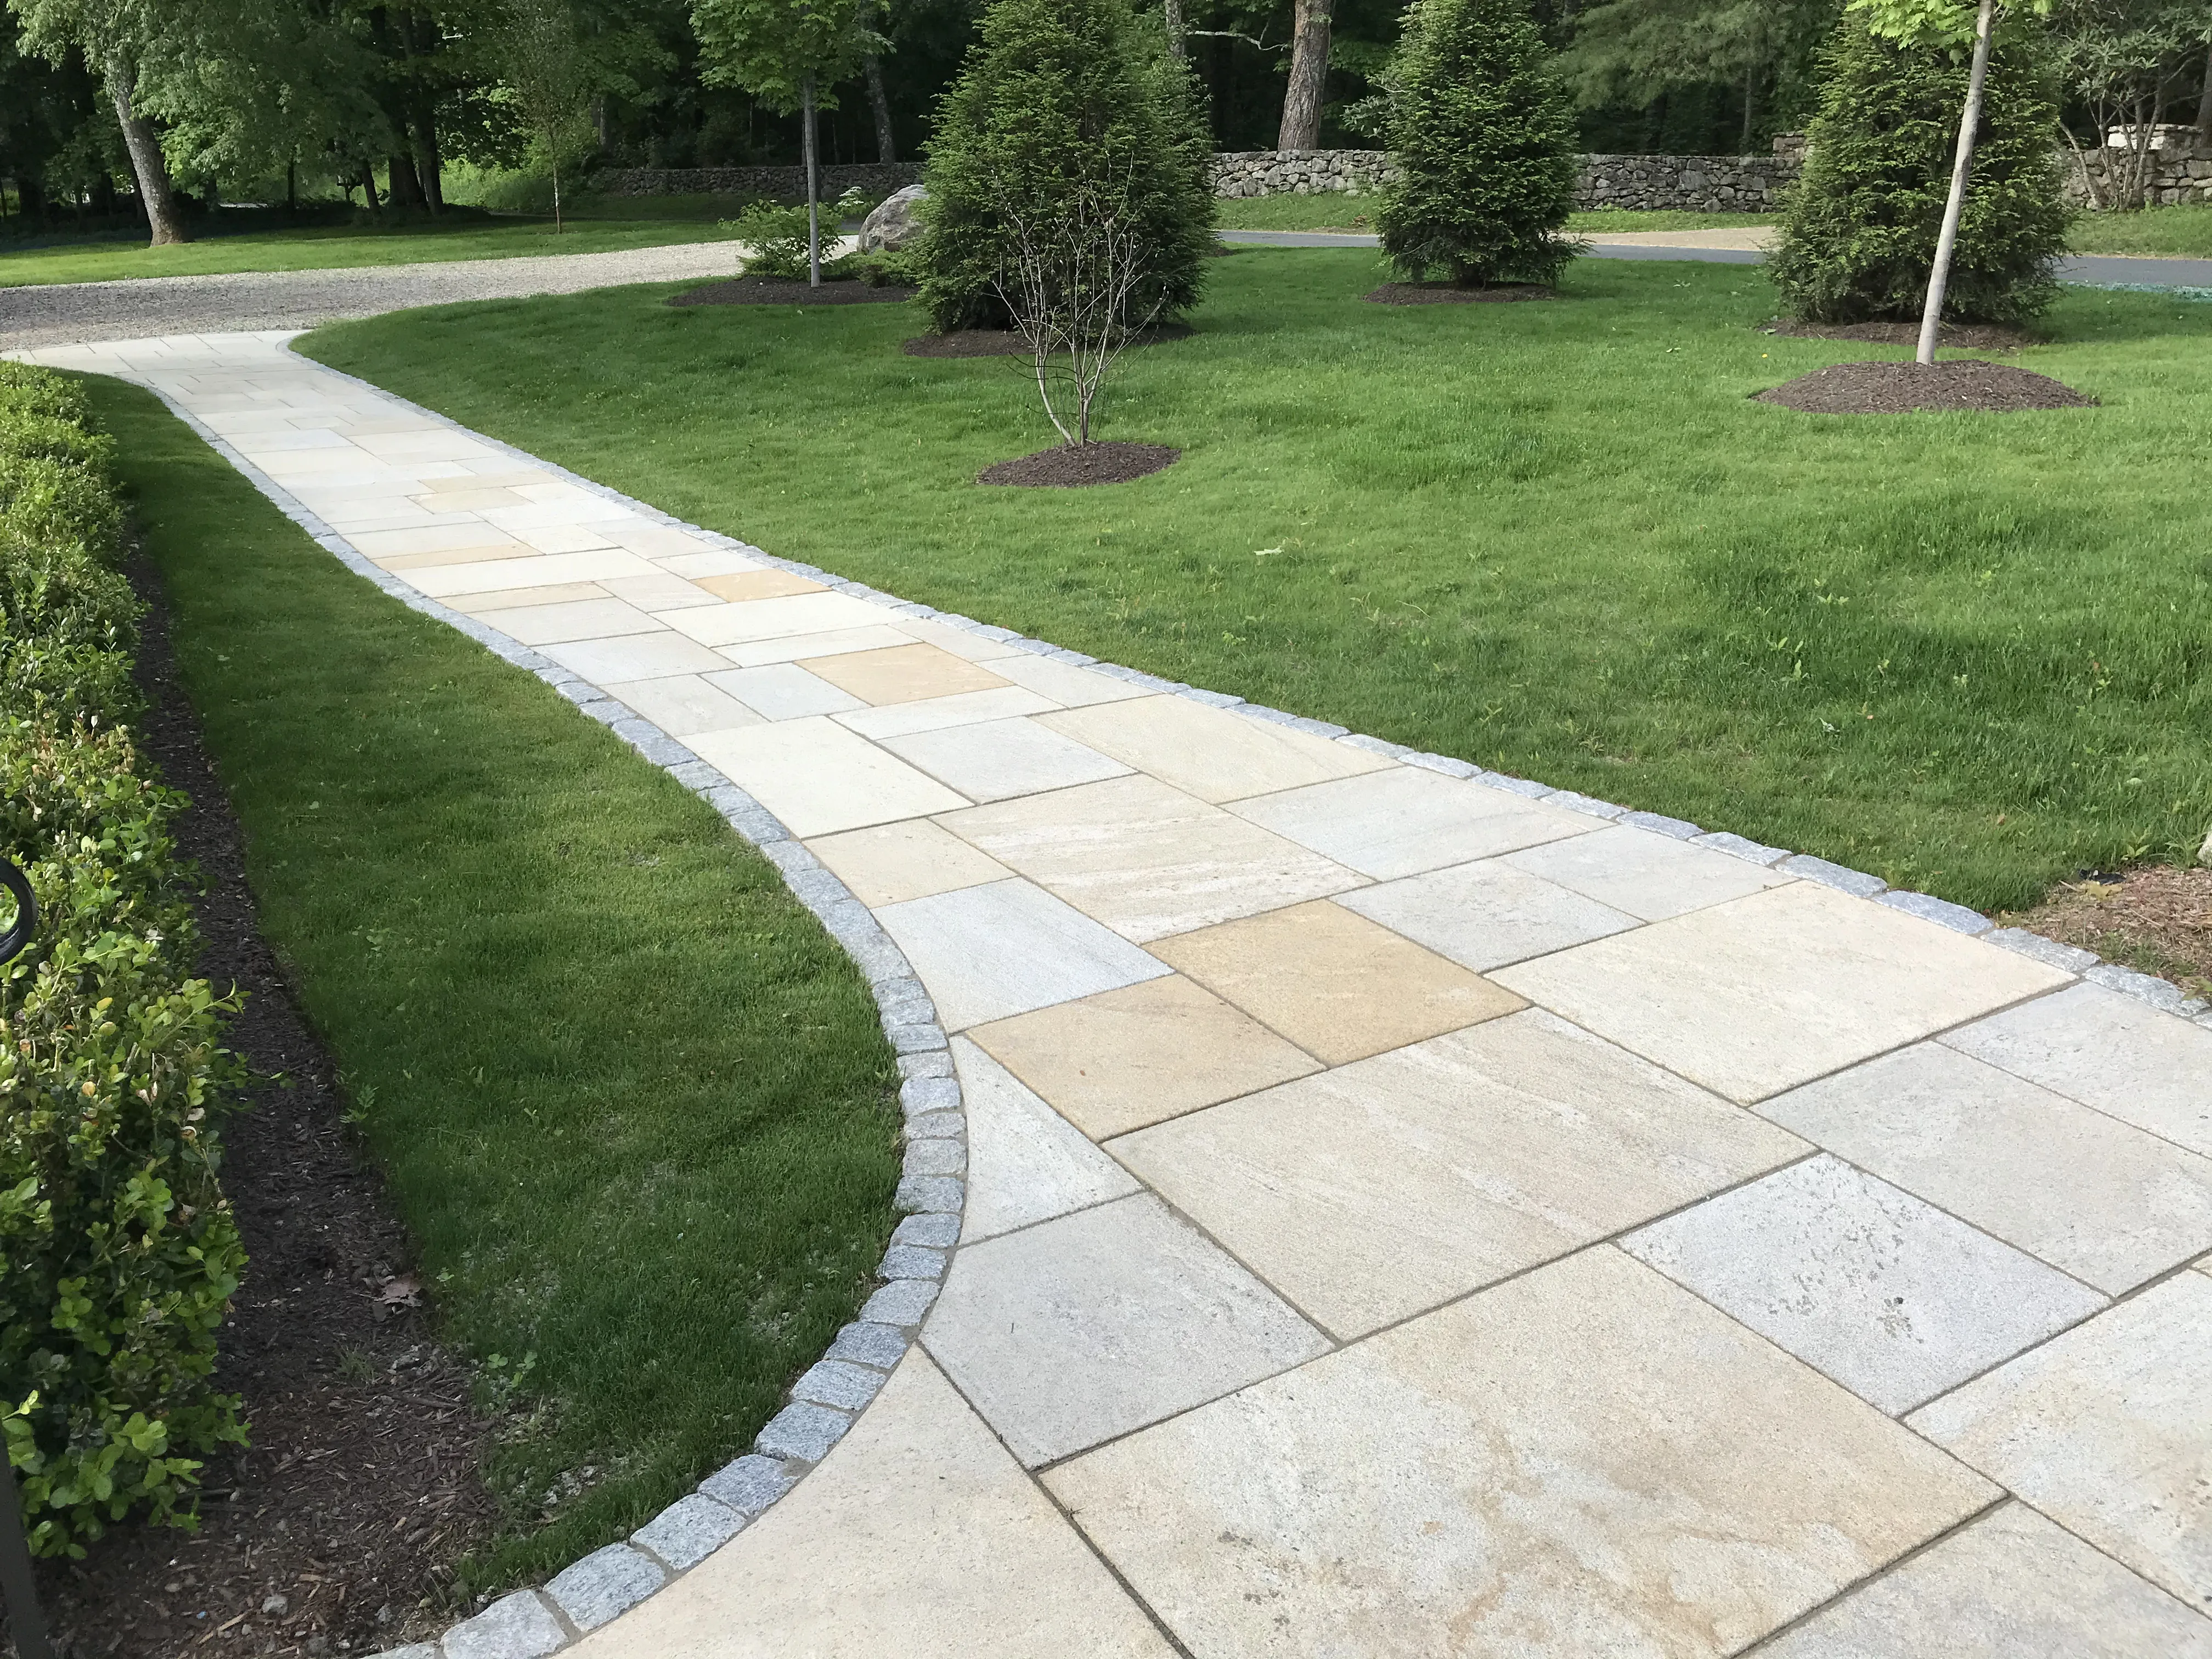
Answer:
[865, 55, 896, 162]
[1740, 58, 1758, 154]
[286, 160, 298, 214]
[551, 159, 562, 233]
[387, 143, 426, 209]
[1164, 0, 1186, 59]
[360, 164, 381, 216]
[2198, 52, 2212, 148]
[803, 75, 822, 286]
[1277, 0, 1335, 151]
[105, 51, 190, 245]
[1917, 0, 1995, 366]
[419, 116, 445, 212]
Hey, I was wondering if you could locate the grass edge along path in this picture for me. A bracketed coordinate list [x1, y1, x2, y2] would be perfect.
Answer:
[300, 254, 2212, 915]
[77, 374, 901, 1593]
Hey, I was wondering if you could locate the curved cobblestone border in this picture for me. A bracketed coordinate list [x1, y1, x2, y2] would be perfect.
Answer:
[122, 337, 2209, 1658]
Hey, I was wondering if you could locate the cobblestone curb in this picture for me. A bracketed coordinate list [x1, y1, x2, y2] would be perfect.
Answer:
[137, 338, 2211, 1654]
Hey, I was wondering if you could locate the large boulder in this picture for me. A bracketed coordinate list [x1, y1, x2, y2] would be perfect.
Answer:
[861, 184, 928, 252]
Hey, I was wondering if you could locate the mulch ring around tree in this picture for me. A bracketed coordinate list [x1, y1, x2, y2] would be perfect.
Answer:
[904, 322, 1195, 358]
[1364, 281, 1554, 305]
[33, 554, 496, 1659]
[668, 276, 917, 306]
[1761, 318, 2041, 351]
[979, 442, 1180, 487]
[1754, 358, 2096, 415]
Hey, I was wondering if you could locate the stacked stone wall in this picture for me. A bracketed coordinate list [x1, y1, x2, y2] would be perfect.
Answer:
[1205, 148, 1799, 210]
[2066, 146, 2212, 206]
[594, 163, 922, 199]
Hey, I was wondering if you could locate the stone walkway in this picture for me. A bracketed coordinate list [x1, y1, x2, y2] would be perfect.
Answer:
[18, 332, 2212, 1659]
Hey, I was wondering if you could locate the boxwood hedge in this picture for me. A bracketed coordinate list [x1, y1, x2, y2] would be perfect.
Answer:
[0, 362, 249, 1559]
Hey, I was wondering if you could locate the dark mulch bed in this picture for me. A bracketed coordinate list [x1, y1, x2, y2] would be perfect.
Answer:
[903, 323, 1195, 359]
[2001, 864, 2212, 1006]
[30, 555, 496, 1659]
[668, 276, 916, 307]
[1754, 358, 2096, 414]
[1762, 318, 2039, 351]
[979, 442, 1180, 487]
[1364, 282, 1554, 305]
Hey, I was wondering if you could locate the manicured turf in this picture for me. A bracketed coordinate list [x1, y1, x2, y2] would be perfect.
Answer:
[0, 198, 758, 287]
[303, 252, 2212, 913]
[2069, 204, 2212, 258]
[80, 376, 900, 1590]
[1214, 195, 1775, 234]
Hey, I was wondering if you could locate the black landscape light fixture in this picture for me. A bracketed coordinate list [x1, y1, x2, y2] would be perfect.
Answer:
[0, 854, 54, 1659]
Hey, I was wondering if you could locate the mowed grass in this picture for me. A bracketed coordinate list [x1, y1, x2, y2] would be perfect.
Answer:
[301, 252, 2212, 912]
[1214, 195, 1776, 234]
[81, 377, 900, 1589]
[2070, 204, 2212, 258]
[0, 200, 753, 287]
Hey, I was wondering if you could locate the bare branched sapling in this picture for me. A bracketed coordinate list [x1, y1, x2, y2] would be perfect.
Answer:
[992, 174, 1164, 447]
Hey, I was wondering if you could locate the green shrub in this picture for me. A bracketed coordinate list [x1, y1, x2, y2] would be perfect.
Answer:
[1769, 20, 2070, 325]
[725, 190, 872, 280]
[916, 0, 1214, 333]
[0, 364, 247, 1560]
[1375, 0, 1582, 288]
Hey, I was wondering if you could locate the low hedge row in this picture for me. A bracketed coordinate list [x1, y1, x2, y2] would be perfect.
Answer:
[0, 362, 248, 1558]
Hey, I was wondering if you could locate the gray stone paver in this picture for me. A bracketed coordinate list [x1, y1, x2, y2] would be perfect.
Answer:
[28, 333, 2205, 1658]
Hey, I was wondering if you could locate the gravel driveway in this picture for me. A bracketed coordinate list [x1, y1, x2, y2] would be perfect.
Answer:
[1, 239, 749, 349]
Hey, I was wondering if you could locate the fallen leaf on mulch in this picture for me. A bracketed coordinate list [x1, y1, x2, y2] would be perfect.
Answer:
[374, 1274, 424, 1312]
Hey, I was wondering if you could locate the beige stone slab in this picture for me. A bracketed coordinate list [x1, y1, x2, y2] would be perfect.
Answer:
[1340, 857, 1642, 972]
[1113, 1009, 1807, 1338]
[1760, 1042, 2212, 1295]
[597, 572, 724, 612]
[1038, 695, 1393, 804]
[374, 543, 545, 572]
[716, 625, 918, 668]
[486, 597, 661, 647]
[349, 521, 527, 559]
[1150, 899, 1523, 1065]
[954, 1038, 1142, 1243]
[1758, 1500, 2212, 1659]
[889, 617, 1031, 662]
[799, 642, 1011, 707]
[834, 686, 1059, 740]
[404, 486, 528, 511]
[420, 470, 551, 492]
[348, 428, 503, 461]
[1941, 983, 2212, 1159]
[507, 520, 625, 556]
[980, 652, 1149, 707]
[668, 592, 894, 647]
[1502, 823, 1795, 922]
[599, 675, 763, 740]
[449, 581, 611, 614]
[703, 663, 865, 720]
[805, 820, 1014, 907]
[1909, 1271, 2212, 1608]
[408, 548, 663, 599]
[923, 1194, 1329, 1466]
[687, 717, 969, 838]
[881, 718, 1131, 804]
[968, 974, 1322, 1141]
[695, 568, 828, 602]
[566, 1351, 1173, 1659]
[653, 545, 767, 575]
[1231, 767, 1595, 879]
[940, 774, 1366, 944]
[541, 632, 735, 684]
[1493, 882, 2071, 1104]
[1048, 1247, 1996, 1659]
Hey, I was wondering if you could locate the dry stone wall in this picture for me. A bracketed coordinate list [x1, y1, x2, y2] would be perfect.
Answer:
[1206, 148, 1799, 211]
[2066, 145, 2212, 206]
[595, 163, 922, 199]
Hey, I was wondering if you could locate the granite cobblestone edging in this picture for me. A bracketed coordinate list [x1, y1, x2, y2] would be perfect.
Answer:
[131, 341, 2212, 1659]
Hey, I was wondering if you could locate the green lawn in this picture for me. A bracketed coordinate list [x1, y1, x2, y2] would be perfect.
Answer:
[301, 253, 2212, 913]
[2070, 204, 2212, 258]
[82, 375, 900, 1590]
[1215, 195, 1776, 234]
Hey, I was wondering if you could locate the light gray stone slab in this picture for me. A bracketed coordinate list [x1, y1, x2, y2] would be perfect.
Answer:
[2086, 960, 2208, 1017]
[1694, 829, 1793, 866]
[1942, 983, 2212, 1158]
[698, 1453, 800, 1516]
[1780, 853, 1888, 897]
[879, 716, 1132, 804]
[1620, 808, 1701, 839]
[1501, 822, 1792, 922]
[860, 1277, 937, 1326]
[1759, 1501, 2212, 1658]
[442, 1590, 566, 1659]
[631, 1492, 746, 1572]
[953, 1037, 1139, 1243]
[923, 1193, 1329, 1466]
[876, 878, 1171, 1032]
[1909, 1271, 2212, 1609]
[1983, 927, 2098, 973]
[546, 1543, 667, 1632]
[823, 1322, 909, 1369]
[1624, 1155, 2104, 1414]
[892, 1212, 959, 1249]
[1877, 889, 1993, 935]
[1338, 857, 1639, 972]
[1045, 1248, 1996, 1659]
[1228, 765, 1593, 879]
[793, 1358, 892, 1410]
[754, 1401, 851, 1463]
[1759, 1043, 2212, 1294]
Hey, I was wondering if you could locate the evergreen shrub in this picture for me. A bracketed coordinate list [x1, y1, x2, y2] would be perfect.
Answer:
[916, 0, 1214, 334]
[1770, 20, 2070, 325]
[1375, 0, 1582, 287]
[0, 362, 248, 1559]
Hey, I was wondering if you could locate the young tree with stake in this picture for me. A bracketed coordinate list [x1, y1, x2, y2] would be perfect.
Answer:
[692, 0, 879, 286]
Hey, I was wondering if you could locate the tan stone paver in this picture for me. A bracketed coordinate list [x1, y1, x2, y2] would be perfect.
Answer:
[31, 332, 2210, 1659]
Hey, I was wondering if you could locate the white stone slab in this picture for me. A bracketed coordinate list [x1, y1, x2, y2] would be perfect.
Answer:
[703, 663, 865, 720]
[667, 591, 894, 647]
[487, 597, 661, 646]
[715, 624, 917, 667]
[408, 548, 662, 598]
[953, 1038, 1141, 1243]
[1500, 822, 1794, 921]
[982, 652, 1150, 706]
[880, 718, 1133, 804]
[1039, 695, 1392, 804]
[1339, 856, 1640, 971]
[599, 676, 763, 740]
[540, 631, 735, 684]
[1229, 767, 1594, 879]
[834, 686, 1059, 740]
[686, 716, 968, 837]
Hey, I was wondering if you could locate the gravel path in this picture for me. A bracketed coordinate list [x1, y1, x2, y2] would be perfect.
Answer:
[0, 239, 748, 348]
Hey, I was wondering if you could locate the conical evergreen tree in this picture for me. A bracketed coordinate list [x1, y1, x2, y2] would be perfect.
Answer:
[1375, 0, 1581, 288]
[916, 0, 1214, 334]
[1770, 20, 2069, 325]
